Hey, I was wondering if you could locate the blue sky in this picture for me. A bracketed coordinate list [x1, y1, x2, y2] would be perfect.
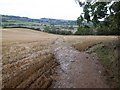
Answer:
[0, 0, 84, 20]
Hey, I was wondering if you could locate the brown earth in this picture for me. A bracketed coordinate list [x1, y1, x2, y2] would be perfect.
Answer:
[2, 28, 58, 88]
[1, 28, 118, 88]
[50, 37, 109, 88]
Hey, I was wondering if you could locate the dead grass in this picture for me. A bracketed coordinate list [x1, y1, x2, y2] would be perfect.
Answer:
[64, 36, 118, 51]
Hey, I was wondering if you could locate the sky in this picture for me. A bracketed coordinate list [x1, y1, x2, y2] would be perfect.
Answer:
[0, 0, 84, 20]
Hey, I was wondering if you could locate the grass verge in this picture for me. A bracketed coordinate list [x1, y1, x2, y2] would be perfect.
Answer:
[94, 41, 120, 88]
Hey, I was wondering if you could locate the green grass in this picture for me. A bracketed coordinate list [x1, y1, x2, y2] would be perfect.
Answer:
[95, 42, 119, 88]
[2, 20, 40, 26]
[95, 45, 114, 66]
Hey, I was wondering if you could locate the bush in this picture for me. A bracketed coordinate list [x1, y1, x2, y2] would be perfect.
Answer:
[96, 27, 120, 35]
[75, 26, 93, 35]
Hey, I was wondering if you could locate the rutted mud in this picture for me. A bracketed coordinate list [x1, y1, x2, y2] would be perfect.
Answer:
[50, 37, 109, 88]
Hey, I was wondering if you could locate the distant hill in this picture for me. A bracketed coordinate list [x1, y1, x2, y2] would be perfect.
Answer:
[40, 18, 76, 25]
[2, 15, 76, 25]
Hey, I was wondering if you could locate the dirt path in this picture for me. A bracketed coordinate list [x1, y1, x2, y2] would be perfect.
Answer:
[50, 37, 109, 88]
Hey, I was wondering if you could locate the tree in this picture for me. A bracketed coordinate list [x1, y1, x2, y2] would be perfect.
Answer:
[76, 0, 120, 35]
[77, 15, 84, 27]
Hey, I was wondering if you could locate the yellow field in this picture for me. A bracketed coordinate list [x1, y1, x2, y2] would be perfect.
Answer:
[2, 28, 118, 88]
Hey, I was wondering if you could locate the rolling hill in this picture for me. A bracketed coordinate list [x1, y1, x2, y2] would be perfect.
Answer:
[1, 15, 76, 27]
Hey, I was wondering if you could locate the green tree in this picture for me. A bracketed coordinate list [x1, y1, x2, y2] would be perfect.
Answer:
[77, 15, 84, 27]
[76, 0, 120, 35]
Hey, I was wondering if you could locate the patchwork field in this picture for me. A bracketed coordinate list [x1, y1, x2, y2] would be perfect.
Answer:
[1, 28, 118, 88]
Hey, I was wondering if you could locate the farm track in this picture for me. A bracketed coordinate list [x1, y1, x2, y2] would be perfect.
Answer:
[50, 37, 109, 88]
[2, 28, 118, 88]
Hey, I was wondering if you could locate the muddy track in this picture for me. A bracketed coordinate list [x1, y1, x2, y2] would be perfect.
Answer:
[50, 37, 109, 88]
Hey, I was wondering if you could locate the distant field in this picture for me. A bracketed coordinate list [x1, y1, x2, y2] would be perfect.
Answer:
[2, 28, 118, 88]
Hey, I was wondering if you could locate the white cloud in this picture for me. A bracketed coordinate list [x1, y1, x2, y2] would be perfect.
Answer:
[0, 0, 83, 20]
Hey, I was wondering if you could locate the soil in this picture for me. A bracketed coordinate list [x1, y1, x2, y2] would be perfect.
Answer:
[50, 37, 109, 88]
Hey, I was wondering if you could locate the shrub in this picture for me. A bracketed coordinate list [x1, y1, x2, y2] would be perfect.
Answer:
[75, 26, 93, 35]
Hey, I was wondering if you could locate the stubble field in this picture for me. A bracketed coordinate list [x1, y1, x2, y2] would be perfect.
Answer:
[2, 28, 118, 88]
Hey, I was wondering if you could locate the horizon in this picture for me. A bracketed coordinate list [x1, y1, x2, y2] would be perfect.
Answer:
[0, 0, 84, 20]
[2, 14, 77, 21]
